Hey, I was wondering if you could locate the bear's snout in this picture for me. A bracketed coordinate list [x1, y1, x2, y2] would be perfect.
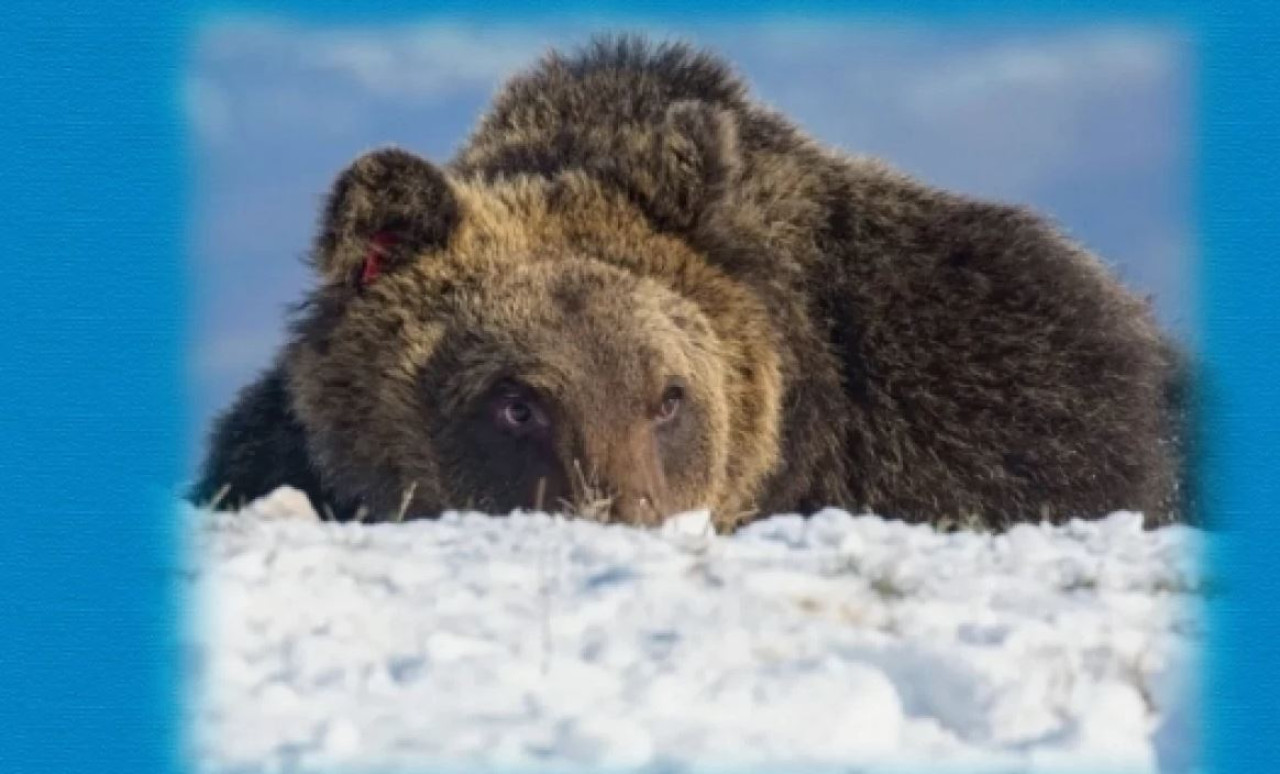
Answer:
[574, 423, 671, 525]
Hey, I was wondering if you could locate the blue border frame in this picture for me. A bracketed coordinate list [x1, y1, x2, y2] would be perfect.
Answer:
[1, 1, 1275, 772]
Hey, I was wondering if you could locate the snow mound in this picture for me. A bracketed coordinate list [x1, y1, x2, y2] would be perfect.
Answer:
[183, 486, 1206, 773]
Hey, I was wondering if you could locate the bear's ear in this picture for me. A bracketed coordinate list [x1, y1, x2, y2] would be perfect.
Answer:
[597, 100, 741, 233]
[313, 147, 460, 289]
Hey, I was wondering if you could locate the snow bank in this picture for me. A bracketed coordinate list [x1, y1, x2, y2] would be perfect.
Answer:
[183, 487, 1206, 773]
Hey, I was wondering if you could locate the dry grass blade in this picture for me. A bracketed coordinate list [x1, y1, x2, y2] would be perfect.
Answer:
[569, 458, 614, 523]
[394, 481, 419, 523]
[207, 483, 232, 511]
[570, 493, 615, 524]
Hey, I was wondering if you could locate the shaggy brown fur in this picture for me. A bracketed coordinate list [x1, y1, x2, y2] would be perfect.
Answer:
[192, 36, 1193, 529]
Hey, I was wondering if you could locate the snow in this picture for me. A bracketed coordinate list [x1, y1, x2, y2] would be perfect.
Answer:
[183, 486, 1206, 773]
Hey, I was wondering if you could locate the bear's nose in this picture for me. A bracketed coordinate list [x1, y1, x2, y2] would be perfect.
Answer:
[609, 493, 666, 526]
[579, 424, 670, 525]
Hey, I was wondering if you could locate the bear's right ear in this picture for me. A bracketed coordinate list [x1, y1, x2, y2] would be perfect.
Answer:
[604, 100, 742, 234]
[313, 147, 460, 289]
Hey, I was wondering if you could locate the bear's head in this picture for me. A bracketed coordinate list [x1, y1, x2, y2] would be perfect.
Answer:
[285, 106, 783, 528]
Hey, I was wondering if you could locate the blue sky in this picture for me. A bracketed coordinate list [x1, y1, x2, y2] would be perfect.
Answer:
[187, 19, 1193, 440]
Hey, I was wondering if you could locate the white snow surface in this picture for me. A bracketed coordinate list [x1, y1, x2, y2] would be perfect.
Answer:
[183, 487, 1206, 773]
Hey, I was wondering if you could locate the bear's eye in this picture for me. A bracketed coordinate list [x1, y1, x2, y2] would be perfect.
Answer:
[503, 399, 533, 426]
[492, 383, 550, 437]
[656, 381, 684, 424]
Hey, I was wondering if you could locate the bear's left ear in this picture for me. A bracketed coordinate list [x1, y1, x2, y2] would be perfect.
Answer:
[312, 147, 460, 289]
[599, 100, 742, 233]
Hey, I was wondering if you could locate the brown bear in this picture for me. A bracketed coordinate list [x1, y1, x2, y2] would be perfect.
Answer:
[192, 36, 1193, 530]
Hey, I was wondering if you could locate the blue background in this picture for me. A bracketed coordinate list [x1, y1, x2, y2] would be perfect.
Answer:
[0, 1, 1275, 772]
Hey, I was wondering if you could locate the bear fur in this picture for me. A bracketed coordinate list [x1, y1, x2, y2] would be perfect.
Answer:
[192, 36, 1193, 529]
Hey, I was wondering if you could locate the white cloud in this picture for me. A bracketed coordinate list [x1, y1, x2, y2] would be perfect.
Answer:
[199, 19, 575, 100]
[320, 26, 549, 98]
[902, 29, 1177, 116]
[718, 25, 1185, 201]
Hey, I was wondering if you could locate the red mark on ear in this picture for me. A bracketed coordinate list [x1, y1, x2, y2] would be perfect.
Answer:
[359, 231, 398, 288]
